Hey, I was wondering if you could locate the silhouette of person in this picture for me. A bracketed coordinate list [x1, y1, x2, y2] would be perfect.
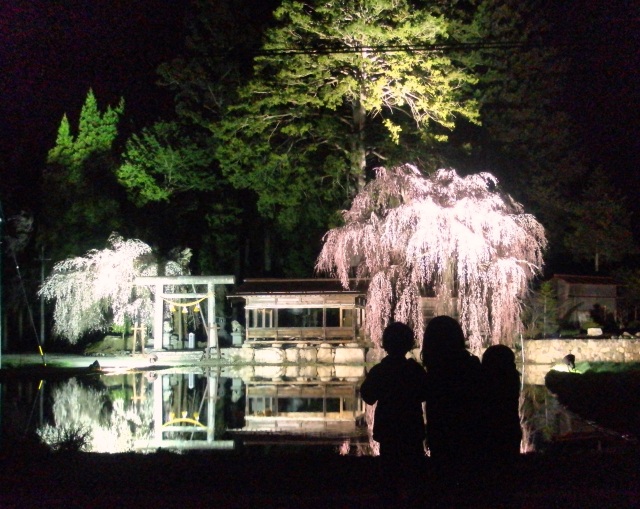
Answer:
[481, 344, 522, 466]
[563, 353, 576, 371]
[360, 321, 428, 501]
[421, 316, 485, 478]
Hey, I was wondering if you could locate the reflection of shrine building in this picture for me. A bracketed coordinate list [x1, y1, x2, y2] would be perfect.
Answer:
[231, 279, 368, 346]
[131, 370, 368, 450]
[230, 379, 368, 445]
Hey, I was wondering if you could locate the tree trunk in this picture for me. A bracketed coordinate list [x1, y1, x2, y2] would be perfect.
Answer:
[264, 229, 272, 274]
[351, 98, 367, 193]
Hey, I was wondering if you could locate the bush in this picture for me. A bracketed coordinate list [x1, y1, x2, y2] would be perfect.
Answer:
[37, 424, 92, 453]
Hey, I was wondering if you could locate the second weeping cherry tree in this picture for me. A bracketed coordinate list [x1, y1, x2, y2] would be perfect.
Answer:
[39, 233, 191, 344]
[316, 165, 547, 353]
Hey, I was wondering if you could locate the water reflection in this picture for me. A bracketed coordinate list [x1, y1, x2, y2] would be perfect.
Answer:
[0, 366, 607, 455]
[37, 376, 150, 453]
[233, 380, 367, 447]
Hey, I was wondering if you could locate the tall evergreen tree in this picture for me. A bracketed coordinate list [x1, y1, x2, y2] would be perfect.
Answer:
[40, 90, 125, 261]
[564, 169, 636, 272]
[214, 0, 480, 235]
[46, 114, 74, 170]
[161, 0, 478, 275]
[117, 121, 217, 204]
[74, 90, 122, 166]
[155, 0, 288, 275]
[157, 0, 279, 128]
[117, 120, 247, 275]
[522, 280, 559, 338]
[467, 0, 587, 262]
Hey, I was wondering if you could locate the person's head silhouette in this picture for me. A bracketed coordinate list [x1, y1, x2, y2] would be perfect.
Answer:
[382, 321, 415, 356]
[421, 315, 466, 368]
[563, 353, 576, 370]
[482, 344, 516, 372]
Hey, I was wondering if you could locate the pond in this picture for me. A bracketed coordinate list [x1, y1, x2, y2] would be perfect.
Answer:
[0, 363, 624, 455]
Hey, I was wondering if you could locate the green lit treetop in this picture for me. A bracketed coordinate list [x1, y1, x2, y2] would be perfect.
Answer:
[47, 89, 124, 182]
[117, 121, 217, 204]
[41, 89, 125, 261]
[214, 0, 480, 232]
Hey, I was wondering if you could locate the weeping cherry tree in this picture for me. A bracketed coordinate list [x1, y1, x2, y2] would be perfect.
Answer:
[39, 233, 189, 343]
[316, 165, 547, 352]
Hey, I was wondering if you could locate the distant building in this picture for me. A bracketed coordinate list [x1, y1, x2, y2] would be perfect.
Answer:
[228, 279, 369, 443]
[230, 278, 368, 346]
[551, 274, 619, 328]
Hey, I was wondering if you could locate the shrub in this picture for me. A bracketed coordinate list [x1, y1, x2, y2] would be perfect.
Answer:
[37, 424, 92, 453]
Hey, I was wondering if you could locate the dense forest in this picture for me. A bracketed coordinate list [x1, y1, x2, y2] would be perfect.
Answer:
[1, 0, 639, 348]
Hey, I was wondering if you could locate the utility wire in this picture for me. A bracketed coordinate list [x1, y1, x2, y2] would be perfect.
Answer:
[253, 39, 566, 57]
[224, 32, 635, 58]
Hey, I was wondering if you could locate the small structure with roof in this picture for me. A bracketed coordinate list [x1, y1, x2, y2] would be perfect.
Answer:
[134, 275, 235, 355]
[551, 274, 619, 329]
[230, 278, 368, 346]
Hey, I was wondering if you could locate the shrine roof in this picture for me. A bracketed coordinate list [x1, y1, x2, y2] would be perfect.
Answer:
[552, 274, 620, 286]
[231, 278, 368, 296]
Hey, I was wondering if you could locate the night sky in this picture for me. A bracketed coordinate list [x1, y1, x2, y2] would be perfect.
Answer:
[556, 2, 640, 194]
[1, 1, 639, 225]
[1, 0, 189, 208]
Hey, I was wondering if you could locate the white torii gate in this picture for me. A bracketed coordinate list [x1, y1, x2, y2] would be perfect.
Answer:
[135, 275, 235, 353]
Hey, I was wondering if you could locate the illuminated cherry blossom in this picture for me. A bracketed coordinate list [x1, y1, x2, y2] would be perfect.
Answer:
[39, 233, 188, 343]
[316, 164, 547, 352]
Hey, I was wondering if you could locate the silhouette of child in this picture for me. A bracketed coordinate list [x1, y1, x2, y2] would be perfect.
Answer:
[482, 344, 522, 465]
[360, 321, 428, 500]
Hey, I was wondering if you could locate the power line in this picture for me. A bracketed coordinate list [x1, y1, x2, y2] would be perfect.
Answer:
[239, 34, 635, 58]
[255, 40, 533, 56]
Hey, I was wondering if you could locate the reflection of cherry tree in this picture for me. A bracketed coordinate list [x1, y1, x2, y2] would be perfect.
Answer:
[37, 377, 153, 453]
[317, 165, 546, 352]
[39, 233, 188, 343]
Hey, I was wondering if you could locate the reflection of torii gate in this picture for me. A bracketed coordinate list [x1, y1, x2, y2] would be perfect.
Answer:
[135, 275, 234, 353]
[134, 369, 234, 451]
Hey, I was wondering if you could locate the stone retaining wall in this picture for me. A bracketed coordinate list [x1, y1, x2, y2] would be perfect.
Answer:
[220, 344, 366, 365]
[223, 339, 640, 367]
[523, 338, 640, 365]
[216, 340, 640, 386]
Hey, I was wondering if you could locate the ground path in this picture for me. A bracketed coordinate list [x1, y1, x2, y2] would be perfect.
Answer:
[1, 446, 638, 508]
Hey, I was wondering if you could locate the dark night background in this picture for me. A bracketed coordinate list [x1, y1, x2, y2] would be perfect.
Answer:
[2, 7, 640, 501]
[1, 1, 189, 205]
[1, 0, 639, 264]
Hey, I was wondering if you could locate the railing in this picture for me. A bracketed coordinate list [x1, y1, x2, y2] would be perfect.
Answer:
[245, 326, 364, 344]
[243, 415, 360, 432]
